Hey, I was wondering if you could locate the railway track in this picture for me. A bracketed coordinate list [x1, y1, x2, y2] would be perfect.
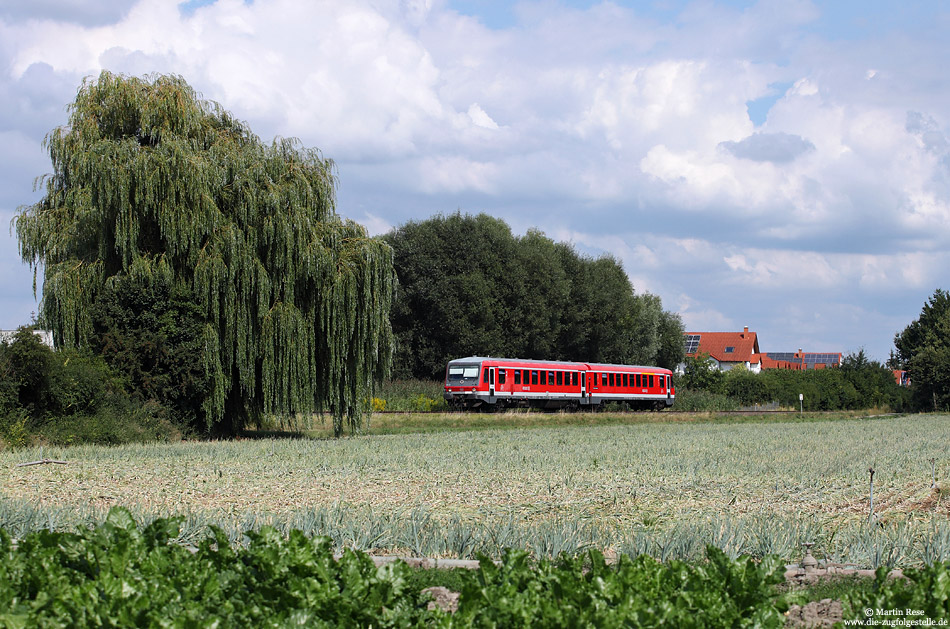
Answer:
[374, 409, 805, 415]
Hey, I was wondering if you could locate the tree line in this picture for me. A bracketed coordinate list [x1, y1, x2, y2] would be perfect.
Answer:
[384, 212, 684, 380]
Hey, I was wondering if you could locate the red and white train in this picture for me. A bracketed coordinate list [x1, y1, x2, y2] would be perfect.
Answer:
[443, 356, 674, 411]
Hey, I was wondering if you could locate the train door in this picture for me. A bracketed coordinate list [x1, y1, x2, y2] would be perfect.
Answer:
[488, 367, 496, 397]
[666, 375, 671, 401]
[580, 372, 587, 404]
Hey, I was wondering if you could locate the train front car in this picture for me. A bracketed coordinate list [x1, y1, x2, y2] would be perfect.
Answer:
[443, 357, 488, 410]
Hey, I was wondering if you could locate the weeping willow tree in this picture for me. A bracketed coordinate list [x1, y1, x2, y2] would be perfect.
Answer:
[15, 71, 395, 437]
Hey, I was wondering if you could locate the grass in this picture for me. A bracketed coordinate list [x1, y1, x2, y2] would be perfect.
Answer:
[296, 408, 896, 439]
[2, 413, 950, 568]
[372, 379, 448, 412]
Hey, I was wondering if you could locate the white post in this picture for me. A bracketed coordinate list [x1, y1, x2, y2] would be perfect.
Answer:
[799, 393, 803, 416]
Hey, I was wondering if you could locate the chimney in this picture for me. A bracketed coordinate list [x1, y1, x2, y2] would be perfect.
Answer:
[742, 326, 749, 338]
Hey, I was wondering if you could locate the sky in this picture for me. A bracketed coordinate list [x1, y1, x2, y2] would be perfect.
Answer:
[1, 0, 948, 363]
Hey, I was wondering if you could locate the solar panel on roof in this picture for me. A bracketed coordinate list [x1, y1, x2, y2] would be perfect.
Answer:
[802, 354, 840, 364]
[766, 352, 840, 365]
[684, 334, 701, 354]
[767, 352, 796, 362]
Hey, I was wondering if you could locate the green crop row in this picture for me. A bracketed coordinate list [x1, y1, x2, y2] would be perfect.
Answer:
[4, 496, 950, 570]
[2, 508, 948, 627]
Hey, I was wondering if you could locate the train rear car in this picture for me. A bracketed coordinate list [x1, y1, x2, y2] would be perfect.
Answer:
[586, 363, 675, 410]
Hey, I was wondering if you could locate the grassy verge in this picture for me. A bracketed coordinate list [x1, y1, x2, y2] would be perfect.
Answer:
[293, 408, 901, 438]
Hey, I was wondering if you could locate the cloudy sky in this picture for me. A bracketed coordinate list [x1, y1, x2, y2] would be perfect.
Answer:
[1, 0, 947, 362]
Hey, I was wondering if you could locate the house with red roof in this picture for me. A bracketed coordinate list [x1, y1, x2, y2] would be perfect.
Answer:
[683, 327, 762, 372]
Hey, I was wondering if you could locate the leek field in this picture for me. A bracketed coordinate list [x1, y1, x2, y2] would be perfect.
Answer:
[3, 412, 950, 568]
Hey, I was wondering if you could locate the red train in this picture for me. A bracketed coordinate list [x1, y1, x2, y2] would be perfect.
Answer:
[443, 356, 674, 411]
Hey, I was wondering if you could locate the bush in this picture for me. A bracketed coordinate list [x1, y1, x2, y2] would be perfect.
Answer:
[375, 379, 448, 412]
[36, 400, 181, 447]
[0, 327, 55, 420]
[0, 408, 30, 449]
[0, 325, 184, 448]
[672, 388, 740, 412]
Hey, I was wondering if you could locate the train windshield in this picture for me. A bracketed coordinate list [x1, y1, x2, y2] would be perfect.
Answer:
[447, 364, 480, 383]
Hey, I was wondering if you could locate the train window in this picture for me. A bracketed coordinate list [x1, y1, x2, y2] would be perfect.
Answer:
[622, 374, 628, 388]
[572, 372, 578, 386]
[523, 369, 529, 383]
[635, 374, 641, 388]
[531, 370, 538, 385]
[649, 375, 654, 388]
[447, 365, 479, 382]
[498, 370, 506, 384]
[548, 371, 555, 384]
[608, 373, 614, 387]
[483, 369, 489, 383]
[557, 371, 563, 386]
[515, 370, 521, 385]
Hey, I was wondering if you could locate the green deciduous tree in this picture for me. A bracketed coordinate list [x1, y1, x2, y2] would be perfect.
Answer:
[680, 352, 723, 392]
[386, 213, 518, 378]
[893, 289, 950, 412]
[15, 72, 394, 436]
[385, 212, 682, 378]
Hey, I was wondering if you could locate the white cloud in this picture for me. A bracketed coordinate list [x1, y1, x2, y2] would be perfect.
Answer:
[416, 155, 498, 194]
[466, 103, 499, 130]
[358, 212, 393, 237]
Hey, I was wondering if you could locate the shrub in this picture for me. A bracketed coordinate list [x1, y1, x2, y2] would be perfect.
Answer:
[376, 380, 447, 412]
[37, 400, 181, 447]
[0, 408, 30, 449]
[673, 388, 740, 412]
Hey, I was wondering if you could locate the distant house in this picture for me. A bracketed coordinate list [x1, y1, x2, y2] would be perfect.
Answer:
[683, 327, 761, 372]
[682, 327, 842, 373]
[893, 370, 910, 387]
[0, 329, 54, 348]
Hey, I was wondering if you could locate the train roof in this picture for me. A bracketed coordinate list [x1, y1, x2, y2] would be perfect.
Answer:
[449, 356, 584, 367]
[447, 356, 671, 372]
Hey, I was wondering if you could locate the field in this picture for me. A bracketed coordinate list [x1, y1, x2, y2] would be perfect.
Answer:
[3, 412, 950, 568]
